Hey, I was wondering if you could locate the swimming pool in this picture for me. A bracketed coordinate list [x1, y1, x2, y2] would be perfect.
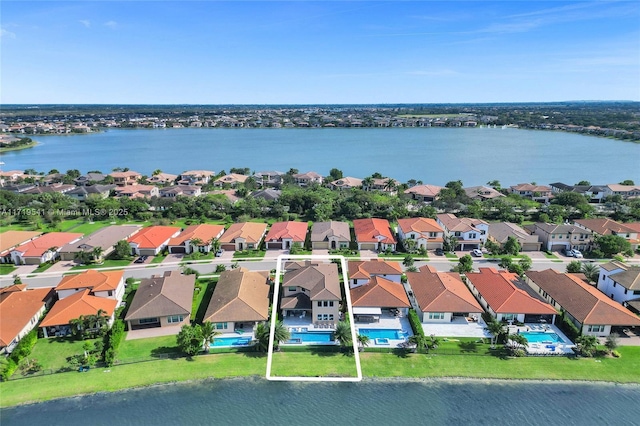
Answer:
[358, 329, 408, 340]
[289, 331, 334, 343]
[210, 337, 252, 347]
[518, 331, 564, 344]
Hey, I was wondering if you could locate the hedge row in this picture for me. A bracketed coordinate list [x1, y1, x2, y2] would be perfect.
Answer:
[103, 320, 126, 366]
[407, 309, 425, 338]
[1, 330, 38, 381]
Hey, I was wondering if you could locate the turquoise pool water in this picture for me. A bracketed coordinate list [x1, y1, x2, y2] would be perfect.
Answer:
[359, 329, 408, 340]
[518, 332, 565, 344]
[289, 331, 334, 343]
[210, 337, 252, 347]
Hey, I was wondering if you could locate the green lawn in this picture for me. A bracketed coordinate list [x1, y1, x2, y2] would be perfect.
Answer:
[444, 253, 458, 260]
[3, 346, 640, 407]
[543, 252, 560, 260]
[32, 262, 55, 273]
[0, 265, 17, 275]
[150, 255, 166, 264]
[270, 351, 359, 378]
[233, 250, 266, 259]
[70, 259, 132, 270]
[64, 220, 112, 235]
[28, 336, 101, 372]
[192, 278, 217, 323]
[118, 335, 181, 362]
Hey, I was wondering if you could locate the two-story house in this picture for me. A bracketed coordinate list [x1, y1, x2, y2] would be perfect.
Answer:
[436, 213, 488, 251]
[403, 184, 444, 203]
[509, 183, 552, 203]
[574, 218, 640, 251]
[525, 223, 592, 252]
[178, 170, 216, 186]
[109, 171, 142, 187]
[397, 217, 445, 250]
[292, 171, 323, 187]
[597, 261, 640, 306]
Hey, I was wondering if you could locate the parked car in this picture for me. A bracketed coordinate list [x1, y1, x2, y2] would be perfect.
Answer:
[435, 248, 444, 256]
[215, 249, 224, 257]
[471, 249, 483, 257]
[571, 249, 583, 258]
[134, 256, 146, 263]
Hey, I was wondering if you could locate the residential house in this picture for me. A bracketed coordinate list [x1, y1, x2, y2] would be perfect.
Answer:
[465, 268, 557, 323]
[0, 170, 27, 186]
[178, 170, 216, 186]
[350, 276, 410, 322]
[40, 289, 118, 338]
[330, 176, 363, 191]
[127, 226, 181, 256]
[114, 184, 159, 199]
[525, 223, 592, 252]
[353, 218, 397, 251]
[251, 189, 281, 201]
[509, 183, 552, 203]
[0, 231, 42, 263]
[219, 222, 268, 251]
[292, 171, 323, 187]
[264, 221, 308, 250]
[55, 269, 125, 303]
[363, 177, 400, 194]
[397, 217, 444, 250]
[526, 269, 640, 337]
[0, 286, 54, 353]
[148, 172, 178, 185]
[209, 189, 241, 204]
[159, 185, 202, 198]
[406, 265, 483, 323]
[488, 222, 542, 251]
[202, 268, 270, 333]
[58, 225, 141, 261]
[124, 271, 195, 331]
[213, 173, 249, 187]
[597, 261, 640, 305]
[167, 224, 225, 254]
[23, 184, 76, 195]
[436, 213, 488, 250]
[253, 171, 284, 188]
[574, 218, 640, 251]
[282, 262, 341, 328]
[10, 232, 83, 265]
[310, 221, 351, 250]
[66, 184, 115, 201]
[464, 186, 505, 201]
[109, 171, 142, 186]
[404, 184, 444, 202]
[348, 259, 403, 288]
[549, 182, 607, 203]
[74, 172, 106, 186]
[603, 184, 640, 200]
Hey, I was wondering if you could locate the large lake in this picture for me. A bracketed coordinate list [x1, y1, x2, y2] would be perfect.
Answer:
[3, 378, 639, 425]
[1, 128, 638, 186]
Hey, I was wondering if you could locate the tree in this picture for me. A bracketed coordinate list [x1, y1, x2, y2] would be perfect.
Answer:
[580, 263, 600, 283]
[113, 240, 132, 260]
[402, 255, 414, 268]
[619, 180, 635, 186]
[453, 254, 474, 273]
[152, 169, 162, 176]
[334, 321, 353, 349]
[484, 239, 501, 255]
[443, 235, 458, 253]
[199, 321, 220, 353]
[498, 256, 512, 270]
[593, 235, 633, 258]
[604, 333, 619, 353]
[566, 260, 583, 273]
[215, 264, 226, 273]
[486, 180, 501, 190]
[403, 238, 418, 254]
[190, 237, 203, 254]
[357, 334, 370, 352]
[576, 180, 591, 186]
[503, 236, 521, 256]
[575, 335, 598, 357]
[507, 263, 524, 276]
[407, 334, 430, 353]
[484, 316, 505, 348]
[91, 247, 103, 262]
[518, 255, 532, 273]
[177, 324, 203, 356]
[505, 333, 528, 356]
[328, 168, 343, 181]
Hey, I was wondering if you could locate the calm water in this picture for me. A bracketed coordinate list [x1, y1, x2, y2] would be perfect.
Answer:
[3, 378, 639, 425]
[1, 128, 638, 186]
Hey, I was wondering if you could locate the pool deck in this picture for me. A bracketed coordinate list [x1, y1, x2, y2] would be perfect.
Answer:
[354, 315, 413, 348]
[421, 317, 492, 338]
[210, 331, 255, 347]
[513, 324, 576, 356]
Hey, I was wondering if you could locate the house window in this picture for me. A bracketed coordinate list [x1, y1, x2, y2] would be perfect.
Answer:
[469, 233, 477, 239]
[318, 301, 322, 307]
[329, 301, 334, 307]
[108, 290, 113, 297]
[215, 322, 227, 330]
[454, 232, 461, 237]
[248, 244, 254, 249]
[587, 325, 605, 333]
[322, 314, 329, 320]
[503, 313, 517, 321]
[613, 282, 616, 288]
[429, 232, 437, 238]
[329, 314, 334, 321]
[428, 312, 444, 320]
[634, 290, 640, 295]
[139, 318, 158, 324]
[289, 287, 297, 292]
[167, 315, 184, 324]
[317, 314, 322, 321]
[323, 301, 328, 307]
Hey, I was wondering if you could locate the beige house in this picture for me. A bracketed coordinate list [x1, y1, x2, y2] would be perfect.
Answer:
[58, 225, 142, 261]
[125, 271, 195, 331]
[0, 231, 42, 263]
[310, 221, 351, 250]
[488, 222, 542, 252]
[219, 222, 268, 251]
[525, 223, 592, 252]
[397, 217, 445, 250]
[109, 171, 142, 186]
[213, 173, 249, 187]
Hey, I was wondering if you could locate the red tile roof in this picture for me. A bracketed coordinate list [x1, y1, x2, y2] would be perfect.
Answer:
[348, 259, 403, 280]
[127, 226, 180, 249]
[397, 217, 443, 234]
[407, 266, 483, 313]
[0, 288, 53, 347]
[264, 221, 308, 243]
[466, 268, 556, 315]
[55, 270, 124, 293]
[11, 232, 83, 258]
[40, 289, 117, 327]
[168, 224, 225, 246]
[353, 218, 396, 244]
[350, 276, 410, 308]
[219, 222, 267, 244]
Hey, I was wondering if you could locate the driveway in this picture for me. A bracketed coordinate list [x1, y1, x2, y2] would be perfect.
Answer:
[43, 260, 76, 274]
[163, 253, 184, 264]
[359, 250, 378, 260]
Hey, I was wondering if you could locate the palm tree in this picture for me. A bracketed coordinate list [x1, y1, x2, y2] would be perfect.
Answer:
[357, 334, 370, 352]
[199, 321, 220, 353]
[190, 237, 203, 254]
[254, 322, 270, 352]
[484, 319, 505, 348]
[580, 263, 600, 283]
[152, 169, 162, 176]
[91, 247, 103, 263]
[407, 334, 430, 353]
[575, 335, 598, 357]
[505, 333, 528, 355]
[255, 321, 290, 352]
[334, 321, 353, 348]
[362, 176, 374, 191]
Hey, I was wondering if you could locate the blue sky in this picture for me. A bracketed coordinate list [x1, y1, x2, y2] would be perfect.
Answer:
[2, 1, 639, 104]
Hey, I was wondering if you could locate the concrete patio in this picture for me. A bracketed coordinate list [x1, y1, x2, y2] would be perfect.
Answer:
[421, 316, 492, 338]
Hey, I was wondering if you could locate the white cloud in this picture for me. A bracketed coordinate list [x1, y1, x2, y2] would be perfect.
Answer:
[79, 20, 91, 28]
[104, 21, 118, 29]
[0, 28, 16, 39]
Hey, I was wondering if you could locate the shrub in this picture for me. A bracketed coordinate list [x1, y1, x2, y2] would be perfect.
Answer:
[103, 320, 126, 366]
[407, 309, 425, 337]
[557, 315, 580, 341]
[9, 330, 38, 364]
[611, 350, 621, 358]
[1, 359, 18, 381]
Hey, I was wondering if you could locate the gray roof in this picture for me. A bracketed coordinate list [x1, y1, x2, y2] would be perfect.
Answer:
[610, 268, 640, 290]
[125, 271, 195, 320]
[67, 184, 115, 196]
[489, 222, 540, 245]
[283, 263, 341, 301]
[203, 268, 270, 323]
[251, 189, 281, 201]
[310, 221, 351, 242]
[59, 225, 141, 254]
[531, 223, 592, 235]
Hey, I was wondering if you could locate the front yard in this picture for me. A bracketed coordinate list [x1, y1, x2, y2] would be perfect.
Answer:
[233, 250, 266, 259]
[70, 259, 133, 271]
[0, 265, 17, 275]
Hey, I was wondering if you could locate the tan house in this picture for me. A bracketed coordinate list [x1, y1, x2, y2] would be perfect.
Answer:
[353, 218, 396, 251]
[219, 222, 268, 251]
[330, 176, 362, 190]
[10, 232, 83, 265]
[509, 183, 552, 202]
[404, 184, 444, 202]
[203, 268, 270, 333]
[148, 172, 178, 185]
[264, 221, 308, 250]
[292, 171, 323, 187]
[213, 173, 249, 187]
[0, 231, 42, 263]
[282, 263, 341, 328]
[310, 221, 351, 250]
[114, 184, 159, 199]
[464, 186, 505, 201]
[0, 286, 54, 353]
[125, 271, 195, 331]
[58, 225, 142, 261]
[109, 171, 142, 186]
[574, 218, 640, 251]
[178, 170, 216, 186]
[348, 259, 403, 288]
[488, 222, 542, 252]
[397, 217, 445, 250]
[54, 269, 125, 303]
[167, 224, 225, 254]
[525, 223, 592, 252]
[436, 213, 488, 250]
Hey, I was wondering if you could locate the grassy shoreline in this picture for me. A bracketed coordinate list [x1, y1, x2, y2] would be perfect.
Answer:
[0, 141, 38, 153]
[2, 347, 639, 408]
